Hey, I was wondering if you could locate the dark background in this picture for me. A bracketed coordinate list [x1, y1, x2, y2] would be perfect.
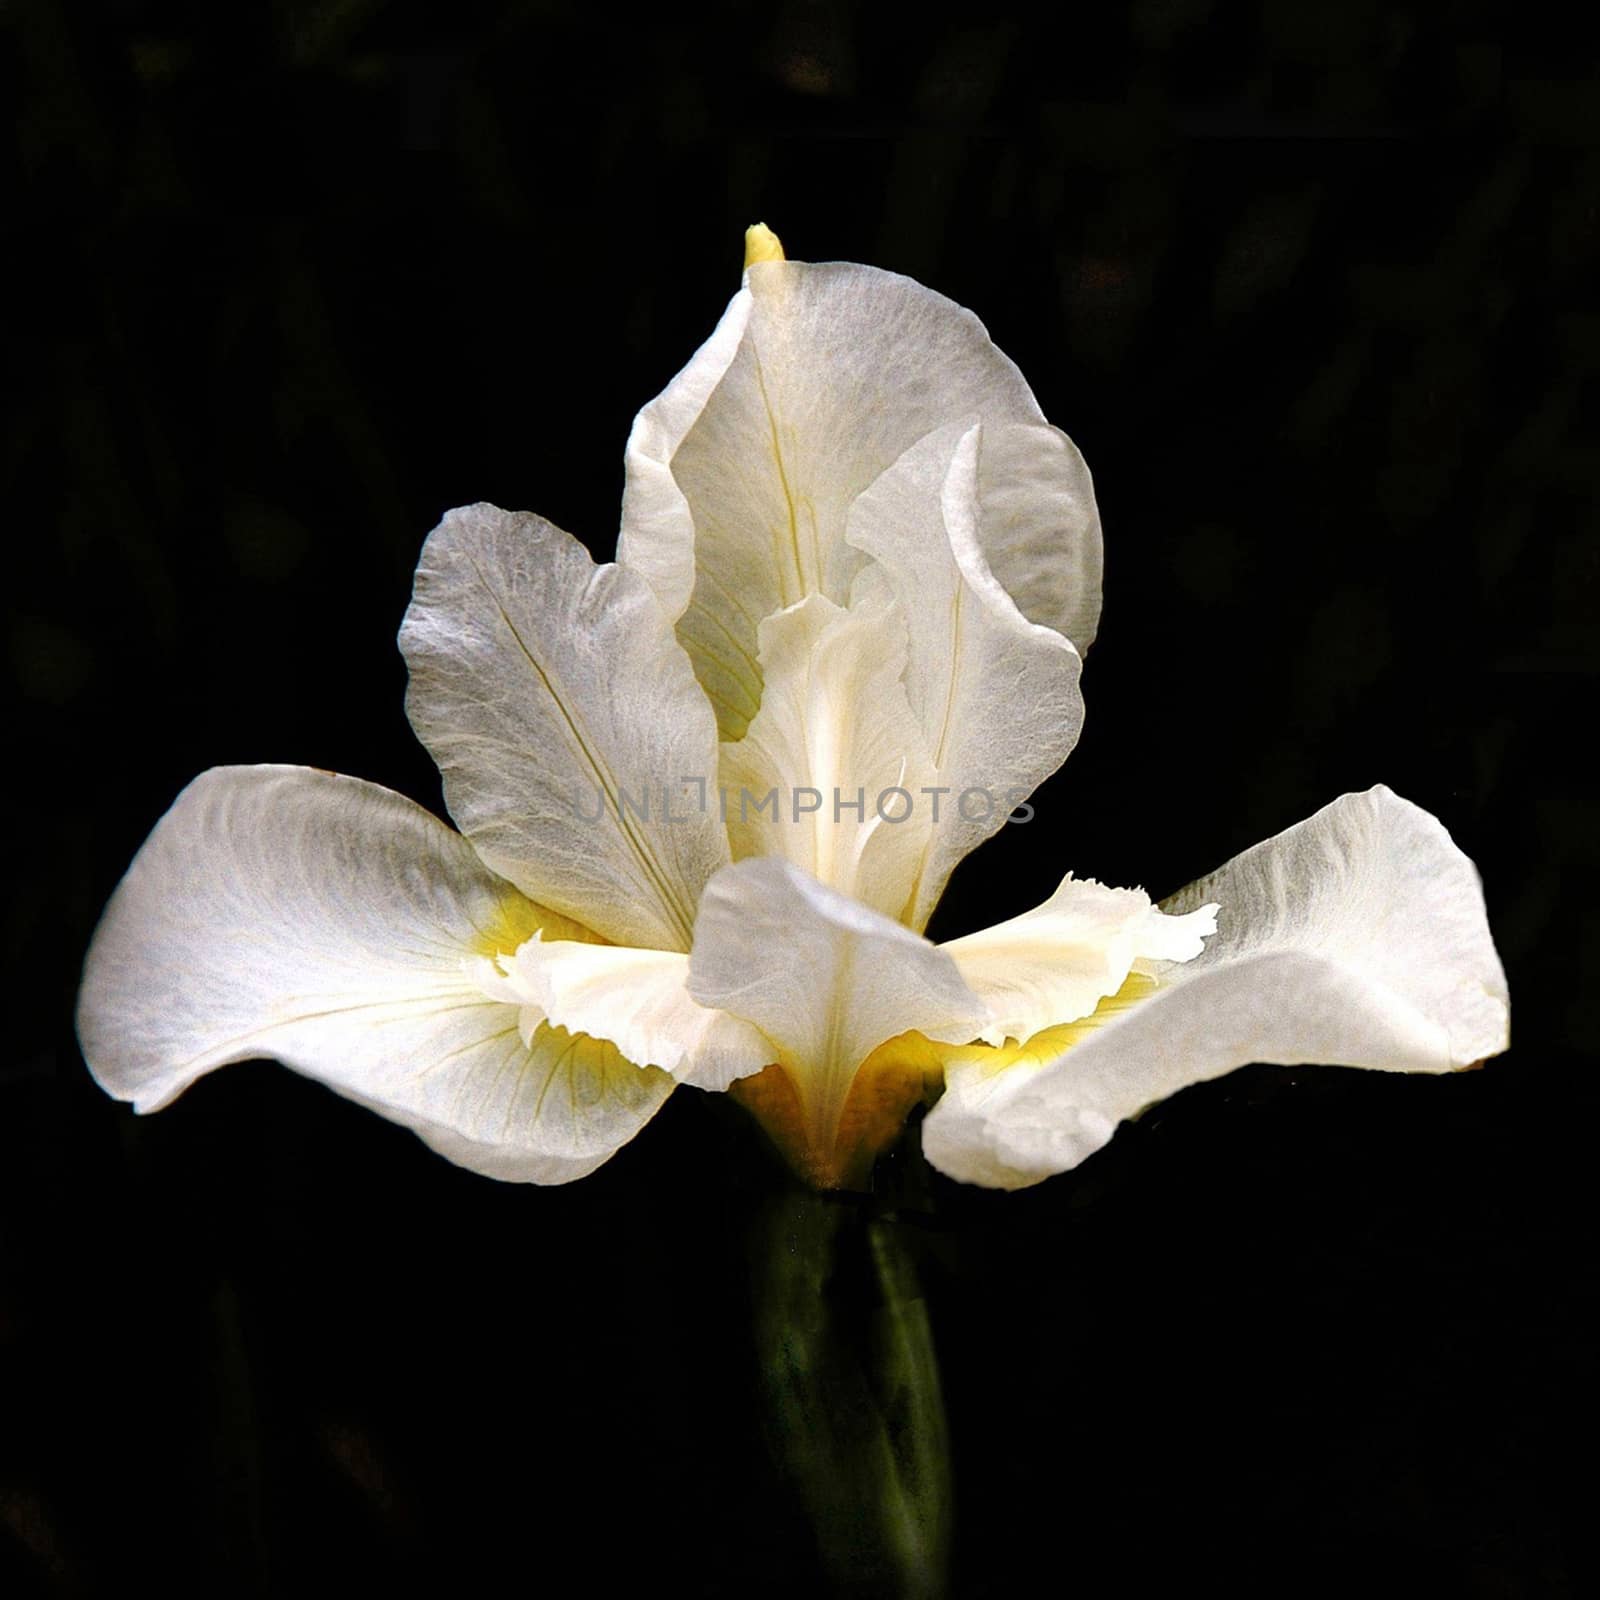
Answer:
[5, 1, 1594, 1594]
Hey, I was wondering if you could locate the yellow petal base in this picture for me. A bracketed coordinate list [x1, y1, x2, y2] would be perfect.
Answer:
[730, 973, 1163, 1189]
[731, 1031, 941, 1190]
[470, 889, 599, 960]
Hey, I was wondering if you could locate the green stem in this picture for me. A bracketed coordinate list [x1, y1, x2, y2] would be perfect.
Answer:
[750, 1190, 951, 1598]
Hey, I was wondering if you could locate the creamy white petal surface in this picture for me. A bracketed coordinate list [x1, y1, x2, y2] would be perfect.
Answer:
[498, 937, 774, 1091]
[618, 259, 1101, 736]
[76, 766, 671, 1184]
[923, 786, 1510, 1189]
[719, 590, 934, 920]
[848, 421, 1085, 928]
[688, 857, 988, 1155]
[401, 503, 729, 953]
[942, 875, 1217, 1047]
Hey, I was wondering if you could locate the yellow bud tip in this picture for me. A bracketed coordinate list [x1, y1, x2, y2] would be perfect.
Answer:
[743, 222, 785, 268]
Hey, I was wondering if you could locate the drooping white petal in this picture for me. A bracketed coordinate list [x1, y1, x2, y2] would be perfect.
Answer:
[497, 937, 774, 1091]
[922, 786, 1511, 1189]
[688, 857, 988, 1165]
[941, 874, 1217, 1046]
[76, 766, 671, 1184]
[617, 259, 1102, 736]
[718, 590, 935, 920]
[400, 503, 729, 953]
[848, 421, 1086, 927]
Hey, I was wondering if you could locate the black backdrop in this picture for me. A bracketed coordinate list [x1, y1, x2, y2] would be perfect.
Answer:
[6, 2, 1594, 1595]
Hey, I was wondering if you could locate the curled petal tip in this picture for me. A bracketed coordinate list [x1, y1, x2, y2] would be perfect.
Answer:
[744, 221, 785, 267]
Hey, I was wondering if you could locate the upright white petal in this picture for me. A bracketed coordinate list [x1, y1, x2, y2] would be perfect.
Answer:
[848, 421, 1086, 927]
[401, 503, 729, 952]
[617, 259, 1102, 736]
[971, 419, 1102, 657]
[618, 286, 754, 622]
[719, 590, 935, 920]
[497, 937, 774, 1092]
[77, 766, 672, 1184]
[922, 787, 1511, 1189]
[688, 857, 988, 1181]
[942, 875, 1217, 1046]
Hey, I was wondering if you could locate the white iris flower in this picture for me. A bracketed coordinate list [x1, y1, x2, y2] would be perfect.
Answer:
[76, 225, 1509, 1191]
